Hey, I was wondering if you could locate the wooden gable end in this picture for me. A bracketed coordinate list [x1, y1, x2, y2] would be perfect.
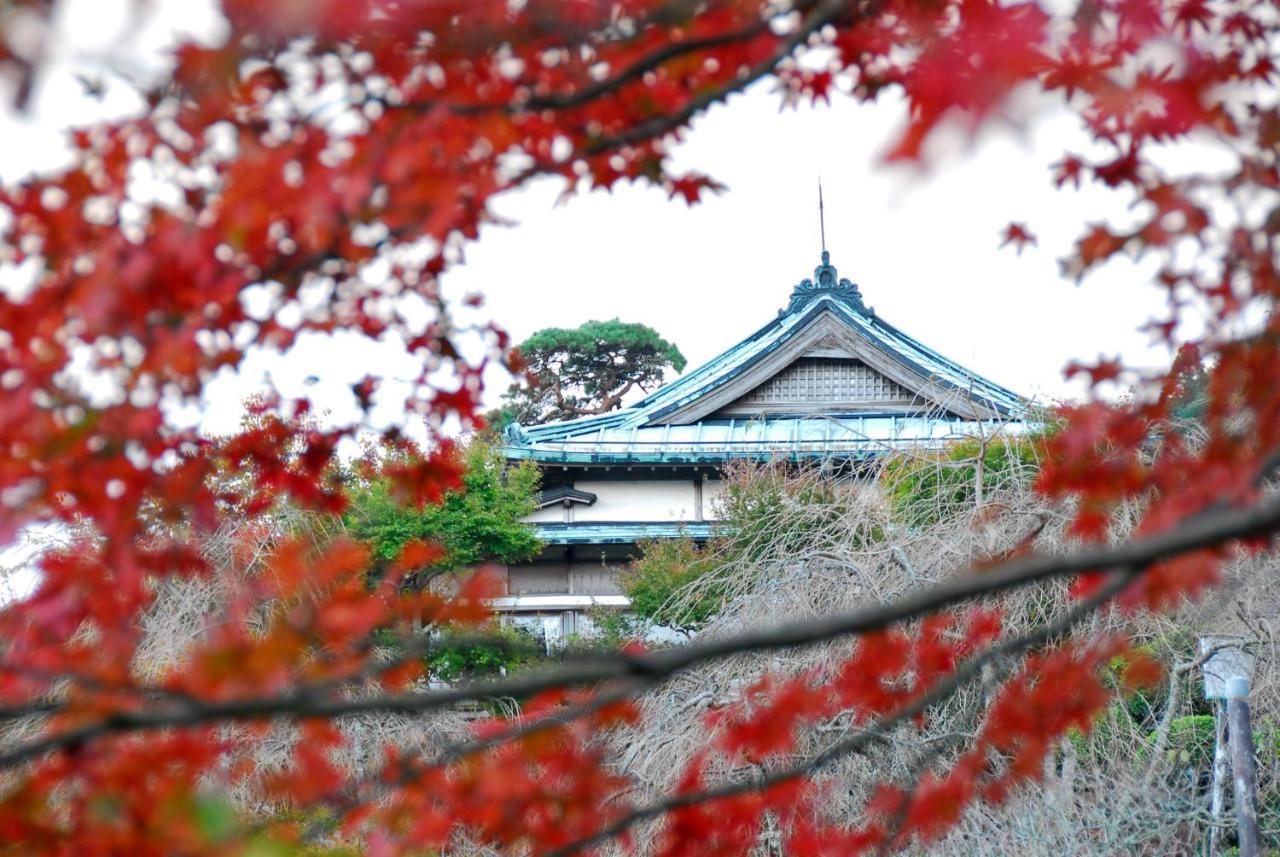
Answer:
[714, 357, 916, 416]
[653, 310, 1002, 425]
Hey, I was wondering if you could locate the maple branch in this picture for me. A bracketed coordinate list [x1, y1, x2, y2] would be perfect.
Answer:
[297, 680, 650, 840]
[529, 26, 771, 111]
[0, 491, 1276, 771]
[542, 570, 1140, 857]
[409, 0, 786, 119]
[874, 731, 975, 857]
[583, 0, 859, 154]
[451, 19, 775, 116]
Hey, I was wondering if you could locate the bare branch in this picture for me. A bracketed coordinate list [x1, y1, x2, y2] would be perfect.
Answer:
[543, 571, 1139, 857]
[0, 491, 1276, 771]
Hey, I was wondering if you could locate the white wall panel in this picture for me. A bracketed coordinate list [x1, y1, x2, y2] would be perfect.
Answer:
[573, 480, 696, 521]
[524, 505, 565, 523]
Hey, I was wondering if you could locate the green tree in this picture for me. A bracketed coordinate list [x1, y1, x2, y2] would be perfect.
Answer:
[881, 434, 1046, 530]
[502, 319, 686, 425]
[623, 537, 724, 637]
[423, 625, 541, 683]
[345, 441, 542, 573]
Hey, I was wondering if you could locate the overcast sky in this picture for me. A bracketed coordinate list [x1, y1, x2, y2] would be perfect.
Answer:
[446, 92, 1173, 410]
[1, 0, 1198, 440]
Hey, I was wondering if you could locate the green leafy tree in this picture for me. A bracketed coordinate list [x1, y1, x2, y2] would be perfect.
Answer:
[623, 537, 724, 637]
[881, 434, 1046, 529]
[502, 319, 686, 425]
[423, 626, 541, 683]
[345, 441, 542, 573]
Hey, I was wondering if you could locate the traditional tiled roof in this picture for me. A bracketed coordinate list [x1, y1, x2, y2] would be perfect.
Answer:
[503, 252, 1029, 464]
[506, 414, 1020, 465]
[534, 486, 598, 509]
[532, 521, 716, 544]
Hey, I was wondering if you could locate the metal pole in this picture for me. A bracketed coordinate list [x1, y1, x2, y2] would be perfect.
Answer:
[818, 179, 826, 254]
[1226, 676, 1262, 857]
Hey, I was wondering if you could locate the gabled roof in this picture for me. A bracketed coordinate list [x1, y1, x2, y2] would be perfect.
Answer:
[534, 486, 598, 509]
[503, 252, 1028, 463]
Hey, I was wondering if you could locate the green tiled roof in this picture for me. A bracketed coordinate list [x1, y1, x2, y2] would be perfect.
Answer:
[504, 252, 1031, 465]
[533, 521, 717, 545]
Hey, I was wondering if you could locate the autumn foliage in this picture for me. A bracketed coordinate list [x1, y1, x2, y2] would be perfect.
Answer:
[0, 0, 1278, 854]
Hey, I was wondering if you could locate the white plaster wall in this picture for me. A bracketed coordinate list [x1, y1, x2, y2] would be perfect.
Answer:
[702, 478, 727, 520]
[573, 480, 696, 521]
[524, 505, 565, 523]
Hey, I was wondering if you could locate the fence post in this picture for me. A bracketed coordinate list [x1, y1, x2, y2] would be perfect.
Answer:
[1209, 701, 1228, 857]
[1226, 675, 1261, 857]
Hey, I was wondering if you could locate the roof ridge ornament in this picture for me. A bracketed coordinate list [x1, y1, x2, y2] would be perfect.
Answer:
[504, 422, 531, 445]
[786, 250, 870, 315]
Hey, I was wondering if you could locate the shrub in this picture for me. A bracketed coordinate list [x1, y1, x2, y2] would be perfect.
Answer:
[623, 536, 725, 636]
[425, 624, 541, 683]
[345, 440, 542, 571]
[1157, 715, 1216, 769]
[880, 433, 1046, 529]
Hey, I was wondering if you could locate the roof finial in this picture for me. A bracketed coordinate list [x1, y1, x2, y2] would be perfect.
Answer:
[818, 178, 826, 257]
[787, 187, 869, 314]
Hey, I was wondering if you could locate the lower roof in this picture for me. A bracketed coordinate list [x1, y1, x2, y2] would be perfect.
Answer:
[506, 414, 1025, 465]
[533, 521, 717, 545]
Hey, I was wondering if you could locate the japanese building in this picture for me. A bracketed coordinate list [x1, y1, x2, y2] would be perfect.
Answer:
[496, 251, 1027, 643]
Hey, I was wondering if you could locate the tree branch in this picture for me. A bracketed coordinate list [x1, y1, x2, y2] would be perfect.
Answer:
[583, 0, 859, 155]
[404, 1, 791, 120]
[0, 491, 1276, 770]
[296, 679, 651, 840]
[1141, 641, 1234, 784]
[472, 20, 774, 115]
[542, 570, 1140, 857]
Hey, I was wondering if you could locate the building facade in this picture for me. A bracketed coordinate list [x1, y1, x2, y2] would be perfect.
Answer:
[496, 252, 1027, 644]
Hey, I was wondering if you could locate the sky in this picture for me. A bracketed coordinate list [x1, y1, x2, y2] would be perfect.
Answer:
[444, 92, 1172, 411]
[0, 0, 1200, 441]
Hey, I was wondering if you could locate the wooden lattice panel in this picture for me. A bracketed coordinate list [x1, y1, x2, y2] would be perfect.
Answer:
[736, 358, 912, 405]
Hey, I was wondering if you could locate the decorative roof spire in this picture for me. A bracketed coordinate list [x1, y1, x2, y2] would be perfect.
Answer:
[818, 178, 826, 255]
[786, 249, 869, 315]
